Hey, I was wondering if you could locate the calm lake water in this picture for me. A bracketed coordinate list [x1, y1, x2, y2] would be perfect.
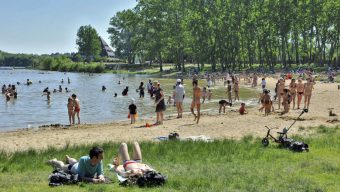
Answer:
[0, 69, 259, 131]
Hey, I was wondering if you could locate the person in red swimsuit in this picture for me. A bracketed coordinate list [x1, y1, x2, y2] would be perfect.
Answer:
[72, 94, 81, 124]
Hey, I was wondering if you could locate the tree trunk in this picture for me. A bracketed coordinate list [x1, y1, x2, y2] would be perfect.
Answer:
[158, 51, 163, 72]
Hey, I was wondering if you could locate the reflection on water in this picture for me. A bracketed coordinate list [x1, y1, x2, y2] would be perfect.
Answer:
[0, 69, 259, 131]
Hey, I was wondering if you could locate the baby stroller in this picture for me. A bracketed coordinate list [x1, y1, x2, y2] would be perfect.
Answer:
[261, 108, 309, 152]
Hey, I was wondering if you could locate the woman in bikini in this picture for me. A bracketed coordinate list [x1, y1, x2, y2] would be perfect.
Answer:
[289, 79, 297, 109]
[296, 78, 304, 109]
[111, 142, 154, 178]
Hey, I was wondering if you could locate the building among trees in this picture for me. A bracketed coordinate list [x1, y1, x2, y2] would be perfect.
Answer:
[100, 37, 115, 58]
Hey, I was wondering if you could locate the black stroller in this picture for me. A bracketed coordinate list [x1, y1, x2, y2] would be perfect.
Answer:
[261, 108, 309, 152]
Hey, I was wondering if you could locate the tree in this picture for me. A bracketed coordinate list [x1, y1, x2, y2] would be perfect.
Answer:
[76, 25, 101, 62]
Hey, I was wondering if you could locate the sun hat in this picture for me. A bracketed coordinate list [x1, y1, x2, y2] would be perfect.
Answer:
[177, 79, 181, 83]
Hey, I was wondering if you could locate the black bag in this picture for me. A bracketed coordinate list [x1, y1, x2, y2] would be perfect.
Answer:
[289, 141, 309, 152]
[168, 132, 180, 140]
[49, 170, 78, 186]
[136, 171, 167, 187]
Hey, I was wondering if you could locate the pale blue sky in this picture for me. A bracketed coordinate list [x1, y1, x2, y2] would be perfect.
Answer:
[0, 0, 137, 54]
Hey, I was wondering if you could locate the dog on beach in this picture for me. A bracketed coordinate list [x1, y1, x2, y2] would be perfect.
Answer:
[219, 99, 232, 114]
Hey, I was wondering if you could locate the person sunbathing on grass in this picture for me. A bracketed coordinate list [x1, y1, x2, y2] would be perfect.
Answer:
[109, 142, 154, 178]
[47, 147, 105, 183]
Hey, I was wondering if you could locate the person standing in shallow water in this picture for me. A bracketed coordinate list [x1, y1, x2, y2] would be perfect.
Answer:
[138, 82, 145, 98]
[72, 94, 81, 124]
[67, 97, 74, 125]
[191, 80, 202, 124]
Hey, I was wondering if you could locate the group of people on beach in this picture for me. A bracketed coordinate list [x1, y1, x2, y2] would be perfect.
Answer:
[258, 72, 316, 116]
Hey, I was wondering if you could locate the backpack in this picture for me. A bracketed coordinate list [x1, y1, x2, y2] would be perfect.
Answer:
[168, 132, 180, 140]
[136, 171, 167, 187]
[49, 170, 78, 186]
[289, 141, 309, 152]
[120, 171, 167, 187]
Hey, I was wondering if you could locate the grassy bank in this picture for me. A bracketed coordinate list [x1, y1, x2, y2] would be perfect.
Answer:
[0, 125, 339, 192]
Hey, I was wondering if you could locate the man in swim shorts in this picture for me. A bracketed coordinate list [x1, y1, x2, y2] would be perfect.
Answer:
[191, 80, 202, 124]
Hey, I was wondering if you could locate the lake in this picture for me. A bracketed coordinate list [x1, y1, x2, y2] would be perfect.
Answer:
[0, 69, 259, 131]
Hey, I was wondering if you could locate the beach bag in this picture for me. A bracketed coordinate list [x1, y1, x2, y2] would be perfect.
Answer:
[136, 171, 167, 187]
[289, 141, 309, 152]
[168, 132, 180, 140]
[49, 170, 78, 186]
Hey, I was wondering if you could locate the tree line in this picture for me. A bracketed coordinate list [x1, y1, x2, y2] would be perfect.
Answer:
[108, 0, 340, 72]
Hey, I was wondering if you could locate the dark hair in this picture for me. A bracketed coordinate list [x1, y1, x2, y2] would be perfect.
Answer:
[192, 80, 198, 86]
[72, 94, 76, 98]
[89, 146, 104, 159]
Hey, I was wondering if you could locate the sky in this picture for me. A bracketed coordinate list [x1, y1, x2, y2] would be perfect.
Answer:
[0, 0, 137, 54]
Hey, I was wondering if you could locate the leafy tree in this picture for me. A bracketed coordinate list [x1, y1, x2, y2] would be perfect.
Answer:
[76, 25, 101, 62]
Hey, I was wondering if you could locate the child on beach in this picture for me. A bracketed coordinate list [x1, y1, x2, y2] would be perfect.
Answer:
[296, 78, 304, 109]
[67, 97, 74, 125]
[207, 89, 212, 101]
[128, 100, 137, 124]
[239, 103, 248, 115]
[72, 94, 80, 124]
[166, 96, 174, 105]
[202, 87, 207, 104]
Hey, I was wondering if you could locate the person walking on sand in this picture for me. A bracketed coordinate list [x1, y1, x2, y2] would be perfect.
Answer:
[191, 80, 202, 124]
[296, 78, 304, 109]
[154, 82, 166, 125]
[304, 78, 315, 109]
[234, 80, 239, 101]
[67, 97, 74, 125]
[227, 80, 232, 104]
[174, 79, 185, 118]
[72, 94, 80, 124]
[289, 79, 297, 109]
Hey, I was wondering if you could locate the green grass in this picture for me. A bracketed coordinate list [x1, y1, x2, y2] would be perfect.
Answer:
[0, 125, 339, 192]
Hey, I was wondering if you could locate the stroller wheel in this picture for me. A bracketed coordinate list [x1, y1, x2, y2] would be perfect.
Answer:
[262, 138, 269, 147]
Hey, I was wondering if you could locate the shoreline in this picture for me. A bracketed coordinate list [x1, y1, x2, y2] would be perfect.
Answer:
[1, 77, 339, 152]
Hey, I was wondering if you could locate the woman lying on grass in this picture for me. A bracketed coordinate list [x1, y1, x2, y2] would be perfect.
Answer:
[109, 142, 154, 177]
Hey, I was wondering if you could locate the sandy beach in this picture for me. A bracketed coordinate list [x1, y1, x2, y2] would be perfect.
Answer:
[1, 77, 339, 152]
